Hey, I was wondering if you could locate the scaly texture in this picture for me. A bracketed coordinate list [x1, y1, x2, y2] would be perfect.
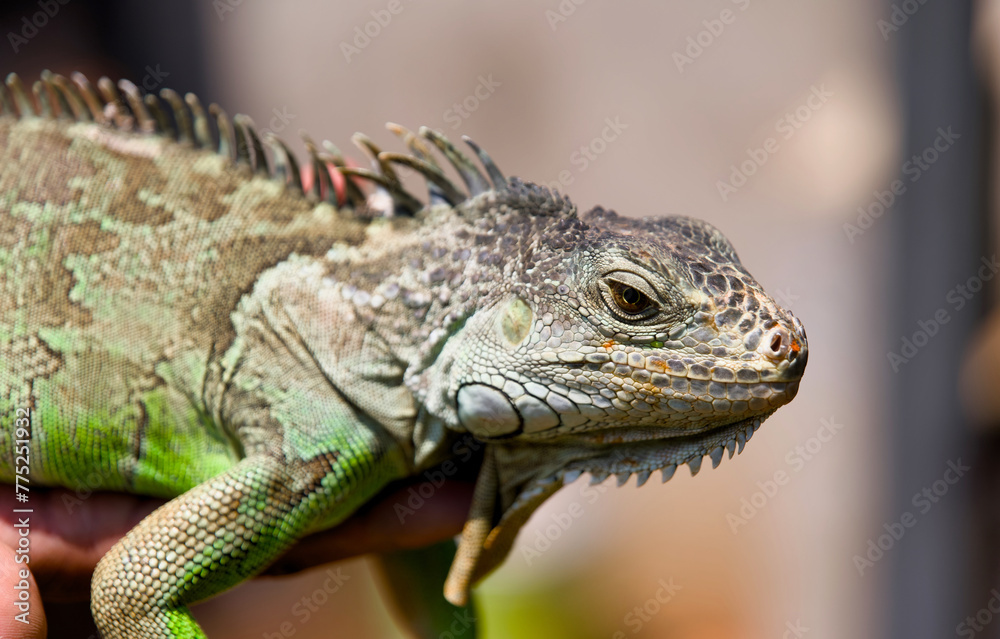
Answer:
[0, 71, 807, 638]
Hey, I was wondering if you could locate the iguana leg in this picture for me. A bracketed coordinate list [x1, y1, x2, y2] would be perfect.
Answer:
[375, 540, 479, 639]
[91, 447, 406, 638]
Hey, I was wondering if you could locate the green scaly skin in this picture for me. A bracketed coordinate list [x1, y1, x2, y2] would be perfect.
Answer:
[0, 72, 807, 638]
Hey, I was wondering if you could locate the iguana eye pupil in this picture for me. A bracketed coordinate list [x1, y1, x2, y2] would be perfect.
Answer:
[610, 282, 650, 313]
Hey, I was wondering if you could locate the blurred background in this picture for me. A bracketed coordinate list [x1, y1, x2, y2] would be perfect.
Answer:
[1, 1, 995, 637]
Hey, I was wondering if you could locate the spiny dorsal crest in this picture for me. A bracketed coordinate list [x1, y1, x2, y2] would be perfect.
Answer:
[0, 71, 570, 219]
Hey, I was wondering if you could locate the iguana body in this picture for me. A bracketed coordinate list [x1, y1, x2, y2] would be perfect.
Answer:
[0, 72, 807, 638]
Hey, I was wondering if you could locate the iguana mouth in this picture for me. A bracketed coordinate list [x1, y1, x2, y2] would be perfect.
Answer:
[553, 410, 776, 487]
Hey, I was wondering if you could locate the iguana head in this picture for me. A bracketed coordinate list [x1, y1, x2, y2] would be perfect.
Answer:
[446, 189, 806, 443]
[393, 145, 808, 604]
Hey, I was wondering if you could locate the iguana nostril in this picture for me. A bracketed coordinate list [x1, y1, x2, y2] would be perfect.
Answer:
[770, 333, 782, 353]
[761, 326, 790, 359]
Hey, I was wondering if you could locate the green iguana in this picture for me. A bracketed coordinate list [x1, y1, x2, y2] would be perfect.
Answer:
[0, 71, 808, 638]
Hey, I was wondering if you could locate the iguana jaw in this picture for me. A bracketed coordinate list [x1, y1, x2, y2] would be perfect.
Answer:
[443, 410, 774, 605]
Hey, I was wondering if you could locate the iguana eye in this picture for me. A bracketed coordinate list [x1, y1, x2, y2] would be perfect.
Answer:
[599, 272, 661, 323]
[610, 281, 651, 313]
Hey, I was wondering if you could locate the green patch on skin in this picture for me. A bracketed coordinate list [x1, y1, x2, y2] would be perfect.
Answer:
[500, 297, 533, 345]
[650, 340, 664, 348]
[131, 388, 236, 496]
[22, 224, 51, 260]
[34, 326, 75, 354]
[10, 199, 75, 227]
[27, 402, 136, 492]
[8, 201, 46, 220]
[165, 610, 206, 639]
[0, 382, 237, 497]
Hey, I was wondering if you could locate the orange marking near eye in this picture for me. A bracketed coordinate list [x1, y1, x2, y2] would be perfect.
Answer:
[602, 339, 615, 349]
[790, 338, 801, 353]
